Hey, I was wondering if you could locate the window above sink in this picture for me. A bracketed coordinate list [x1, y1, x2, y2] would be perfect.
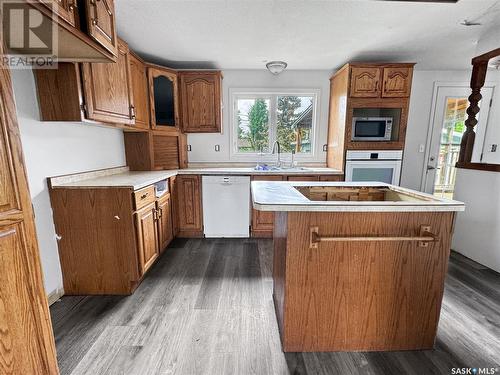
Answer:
[229, 88, 320, 163]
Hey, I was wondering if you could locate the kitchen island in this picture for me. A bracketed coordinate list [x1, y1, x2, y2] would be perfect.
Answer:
[251, 181, 465, 352]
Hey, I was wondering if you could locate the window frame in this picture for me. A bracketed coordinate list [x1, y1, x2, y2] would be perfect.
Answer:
[229, 88, 320, 162]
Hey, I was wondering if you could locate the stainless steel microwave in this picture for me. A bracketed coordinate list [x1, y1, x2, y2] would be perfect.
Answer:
[352, 117, 393, 141]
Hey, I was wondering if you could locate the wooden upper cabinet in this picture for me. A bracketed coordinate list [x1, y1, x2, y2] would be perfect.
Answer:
[179, 71, 222, 133]
[176, 175, 203, 236]
[83, 0, 118, 57]
[129, 53, 150, 130]
[382, 67, 413, 98]
[148, 66, 179, 133]
[81, 39, 134, 125]
[51, 0, 77, 26]
[349, 67, 381, 98]
[135, 202, 159, 275]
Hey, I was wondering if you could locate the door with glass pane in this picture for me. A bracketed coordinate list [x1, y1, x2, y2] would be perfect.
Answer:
[423, 86, 493, 197]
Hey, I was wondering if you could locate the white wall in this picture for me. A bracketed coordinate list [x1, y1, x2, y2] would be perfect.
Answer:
[11, 69, 126, 297]
[453, 168, 500, 273]
[187, 70, 332, 164]
[482, 70, 500, 164]
[402, 70, 472, 190]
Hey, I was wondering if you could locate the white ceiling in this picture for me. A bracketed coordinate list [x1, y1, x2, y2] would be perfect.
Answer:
[116, 0, 500, 71]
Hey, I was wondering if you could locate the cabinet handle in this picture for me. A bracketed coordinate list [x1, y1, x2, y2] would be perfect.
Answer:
[158, 207, 163, 219]
[309, 225, 437, 249]
[129, 105, 136, 119]
[153, 208, 159, 221]
[140, 192, 149, 200]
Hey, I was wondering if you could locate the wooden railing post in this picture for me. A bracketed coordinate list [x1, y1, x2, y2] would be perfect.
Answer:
[458, 61, 488, 164]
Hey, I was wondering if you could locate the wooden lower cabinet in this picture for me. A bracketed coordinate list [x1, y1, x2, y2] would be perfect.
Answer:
[0, 53, 59, 373]
[176, 175, 203, 237]
[157, 193, 174, 253]
[319, 175, 344, 181]
[251, 175, 284, 238]
[135, 202, 159, 275]
[50, 179, 175, 294]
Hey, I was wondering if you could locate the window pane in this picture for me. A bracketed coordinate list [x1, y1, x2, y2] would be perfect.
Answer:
[277, 96, 313, 153]
[236, 98, 270, 153]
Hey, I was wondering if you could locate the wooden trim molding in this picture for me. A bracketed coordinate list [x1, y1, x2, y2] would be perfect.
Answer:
[457, 47, 500, 171]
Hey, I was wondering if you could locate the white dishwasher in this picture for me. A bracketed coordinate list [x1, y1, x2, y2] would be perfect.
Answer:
[202, 175, 250, 238]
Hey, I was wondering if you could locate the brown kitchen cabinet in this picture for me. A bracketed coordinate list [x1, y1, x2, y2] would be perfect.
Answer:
[81, 38, 134, 125]
[135, 201, 159, 275]
[382, 66, 413, 98]
[350, 67, 381, 98]
[0, 49, 59, 374]
[129, 52, 150, 130]
[49, 177, 175, 294]
[179, 71, 222, 133]
[81, 0, 118, 56]
[176, 175, 203, 237]
[157, 193, 174, 253]
[35, 38, 137, 127]
[124, 131, 187, 171]
[251, 175, 284, 238]
[148, 65, 180, 133]
[26, 0, 117, 62]
[349, 64, 414, 99]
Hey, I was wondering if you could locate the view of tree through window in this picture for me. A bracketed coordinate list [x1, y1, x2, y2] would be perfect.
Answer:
[235, 94, 315, 154]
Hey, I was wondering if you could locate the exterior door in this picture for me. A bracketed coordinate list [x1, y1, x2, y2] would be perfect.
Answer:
[423, 86, 493, 196]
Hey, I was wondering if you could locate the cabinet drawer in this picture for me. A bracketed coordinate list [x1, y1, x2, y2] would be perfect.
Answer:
[133, 186, 156, 210]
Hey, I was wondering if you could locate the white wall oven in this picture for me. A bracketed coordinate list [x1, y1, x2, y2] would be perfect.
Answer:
[345, 150, 403, 186]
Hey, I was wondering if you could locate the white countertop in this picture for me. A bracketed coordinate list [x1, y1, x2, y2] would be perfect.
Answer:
[251, 181, 465, 212]
[48, 166, 343, 190]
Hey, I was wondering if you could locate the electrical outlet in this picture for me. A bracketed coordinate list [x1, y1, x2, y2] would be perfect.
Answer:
[215, 145, 220, 152]
[187, 144, 192, 152]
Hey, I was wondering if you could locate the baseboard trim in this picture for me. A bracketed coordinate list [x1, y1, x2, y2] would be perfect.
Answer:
[47, 288, 64, 306]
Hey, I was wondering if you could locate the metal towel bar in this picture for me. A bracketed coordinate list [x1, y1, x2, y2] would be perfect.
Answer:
[309, 225, 437, 249]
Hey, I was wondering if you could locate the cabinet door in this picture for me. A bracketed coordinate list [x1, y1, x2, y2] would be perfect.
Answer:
[0, 224, 55, 374]
[135, 202, 159, 275]
[251, 175, 283, 237]
[180, 72, 222, 133]
[148, 67, 179, 133]
[319, 175, 344, 181]
[169, 176, 179, 237]
[51, 0, 77, 26]
[177, 175, 203, 236]
[129, 54, 150, 130]
[382, 67, 413, 98]
[82, 39, 134, 125]
[350, 67, 381, 98]
[157, 194, 173, 253]
[84, 0, 118, 56]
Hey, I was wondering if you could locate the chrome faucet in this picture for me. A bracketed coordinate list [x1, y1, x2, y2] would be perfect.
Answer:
[271, 141, 281, 167]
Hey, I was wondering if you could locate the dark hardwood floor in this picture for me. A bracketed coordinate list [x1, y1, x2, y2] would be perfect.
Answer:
[50, 238, 500, 375]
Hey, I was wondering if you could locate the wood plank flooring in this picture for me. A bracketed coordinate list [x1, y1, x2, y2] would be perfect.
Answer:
[50, 238, 500, 375]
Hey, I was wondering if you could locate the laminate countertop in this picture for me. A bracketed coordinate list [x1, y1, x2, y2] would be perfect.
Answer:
[48, 166, 343, 191]
[251, 181, 465, 212]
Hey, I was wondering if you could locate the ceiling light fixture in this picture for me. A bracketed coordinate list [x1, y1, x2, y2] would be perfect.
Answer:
[266, 61, 287, 75]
